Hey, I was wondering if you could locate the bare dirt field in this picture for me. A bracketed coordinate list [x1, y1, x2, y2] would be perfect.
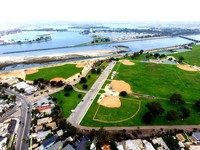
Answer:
[76, 63, 85, 68]
[110, 80, 132, 94]
[0, 70, 25, 80]
[50, 77, 66, 82]
[120, 60, 135, 65]
[25, 69, 39, 74]
[177, 64, 198, 71]
[98, 96, 121, 108]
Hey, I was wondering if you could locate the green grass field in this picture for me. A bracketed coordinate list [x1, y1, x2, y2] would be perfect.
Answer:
[51, 90, 85, 117]
[94, 99, 140, 123]
[81, 60, 200, 127]
[171, 44, 200, 66]
[26, 64, 82, 81]
[75, 61, 108, 90]
[114, 62, 200, 101]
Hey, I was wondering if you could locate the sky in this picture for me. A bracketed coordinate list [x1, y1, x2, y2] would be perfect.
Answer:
[0, 0, 200, 24]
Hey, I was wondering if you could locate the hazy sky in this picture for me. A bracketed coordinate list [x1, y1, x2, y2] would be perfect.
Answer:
[0, 0, 200, 23]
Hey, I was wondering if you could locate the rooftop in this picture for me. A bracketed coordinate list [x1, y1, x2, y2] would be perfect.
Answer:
[37, 117, 52, 125]
[43, 136, 57, 148]
[37, 105, 51, 112]
[46, 122, 57, 130]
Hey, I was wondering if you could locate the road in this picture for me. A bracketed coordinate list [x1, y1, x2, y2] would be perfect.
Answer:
[5, 90, 31, 150]
[0, 107, 18, 123]
[67, 61, 116, 126]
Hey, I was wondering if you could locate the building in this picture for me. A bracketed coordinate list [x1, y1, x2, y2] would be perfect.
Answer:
[47, 140, 63, 150]
[46, 122, 57, 130]
[152, 137, 170, 150]
[0, 123, 9, 137]
[176, 134, 186, 142]
[63, 144, 75, 150]
[37, 105, 52, 115]
[192, 133, 200, 141]
[37, 117, 52, 125]
[37, 130, 51, 141]
[56, 129, 63, 137]
[35, 125, 43, 132]
[0, 137, 7, 150]
[42, 136, 57, 149]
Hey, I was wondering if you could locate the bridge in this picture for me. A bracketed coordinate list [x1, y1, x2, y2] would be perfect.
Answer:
[179, 35, 200, 43]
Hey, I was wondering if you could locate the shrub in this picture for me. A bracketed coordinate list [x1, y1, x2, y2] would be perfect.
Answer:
[82, 84, 88, 89]
[120, 91, 127, 97]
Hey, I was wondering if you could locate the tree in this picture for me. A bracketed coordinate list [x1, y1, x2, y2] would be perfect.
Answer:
[120, 91, 127, 97]
[142, 112, 153, 124]
[64, 85, 73, 91]
[178, 56, 184, 63]
[91, 68, 96, 74]
[194, 100, 200, 112]
[179, 106, 190, 119]
[96, 68, 101, 74]
[139, 50, 144, 54]
[64, 93, 70, 97]
[166, 110, 179, 121]
[40, 84, 46, 90]
[45, 133, 53, 139]
[154, 53, 160, 59]
[82, 84, 88, 89]
[80, 77, 87, 83]
[146, 55, 150, 59]
[131, 52, 140, 59]
[146, 102, 164, 116]
[170, 93, 185, 104]
[78, 94, 82, 98]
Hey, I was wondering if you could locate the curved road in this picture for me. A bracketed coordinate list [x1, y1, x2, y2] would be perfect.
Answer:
[5, 89, 32, 150]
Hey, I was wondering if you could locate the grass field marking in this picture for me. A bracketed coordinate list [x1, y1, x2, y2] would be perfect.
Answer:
[115, 61, 122, 72]
[92, 99, 141, 123]
[174, 67, 188, 88]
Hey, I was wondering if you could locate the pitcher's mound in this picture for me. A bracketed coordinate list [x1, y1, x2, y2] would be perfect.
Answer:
[120, 60, 135, 65]
[76, 64, 85, 68]
[99, 96, 121, 108]
[25, 69, 38, 74]
[50, 77, 66, 82]
[177, 65, 198, 71]
[111, 80, 132, 94]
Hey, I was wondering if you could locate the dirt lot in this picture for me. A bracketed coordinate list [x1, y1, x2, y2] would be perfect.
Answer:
[177, 64, 198, 71]
[99, 96, 121, 108]
[120, 60, 135, 65]
[25, 69, 39, 74]
[76, 63, 85, 68]
[110, 80, 132, 94]
[0, 70, 25, 80]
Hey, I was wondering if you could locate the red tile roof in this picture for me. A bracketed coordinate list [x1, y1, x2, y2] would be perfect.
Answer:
[37, 105, 51, 112]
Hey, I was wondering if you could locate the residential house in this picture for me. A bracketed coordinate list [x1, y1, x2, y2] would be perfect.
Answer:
[37, 117, 52, 125]
[42, 136, 57, 149]
[0, 137, 7, 150]
[37, 130, 51, 141]
[63, 144, 75, 150]
[46, 122, 57, 130]
[192, 133, 200, 141]
[47, 140, 63, 150]
[56, 129, 63, 137]
[37, 105, 51, 115]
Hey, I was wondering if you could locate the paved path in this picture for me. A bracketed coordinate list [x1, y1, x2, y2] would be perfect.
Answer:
[67, 61, 116, 126]
[72, 85, 87, 93]
[78, 125, 200, 131]
[0, 107, 18, 123]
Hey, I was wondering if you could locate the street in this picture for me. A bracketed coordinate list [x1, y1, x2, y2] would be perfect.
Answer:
[5, 90, 31, 150]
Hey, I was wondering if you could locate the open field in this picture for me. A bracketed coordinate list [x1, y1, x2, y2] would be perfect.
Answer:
[51, 90, 85, 117]
[75, 61, 108, 90]
[80, 61, 200, 126]
[114, 62, 200, 101]
[26, 64, 82, 81]
[171, 45, 200, 66]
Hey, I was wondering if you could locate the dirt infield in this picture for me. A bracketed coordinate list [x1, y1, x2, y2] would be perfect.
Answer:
[110, 80, 132, 94]
[50, 77, 66, 82]
[98, 96, 121, 108]
[177, 65, 198, 71]
[120, 60, 135, 65]
[0, 70, 25, 80]
[25, 69, 39, 74]
[76, 64, 85, 68]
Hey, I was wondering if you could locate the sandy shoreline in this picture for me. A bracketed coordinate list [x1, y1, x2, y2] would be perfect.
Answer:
[0, 49, 123, 70]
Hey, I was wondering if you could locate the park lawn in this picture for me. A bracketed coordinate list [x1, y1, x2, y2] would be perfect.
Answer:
[80, 95, 200, 127]
[51, 90, 85, 117]
[75, 61, 109, 90]
[26, 64, 82, 81]
[114, 62, 200, 101]
[171, 44, 200, 66]
[94, 98, 140, 122]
